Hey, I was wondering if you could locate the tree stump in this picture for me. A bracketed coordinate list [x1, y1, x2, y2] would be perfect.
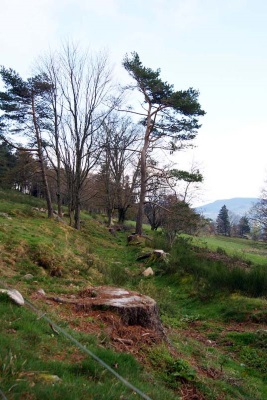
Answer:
[49, 286, 164, 336]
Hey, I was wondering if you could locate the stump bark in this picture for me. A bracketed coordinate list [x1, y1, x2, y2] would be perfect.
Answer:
[78, 287, 162, 330]
[49, 286, 164, 335]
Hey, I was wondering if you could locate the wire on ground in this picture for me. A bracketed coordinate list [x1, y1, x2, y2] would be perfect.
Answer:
[0, 281, 153, 400]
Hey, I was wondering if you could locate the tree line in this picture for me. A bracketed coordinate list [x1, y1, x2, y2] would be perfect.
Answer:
[215, 200, 267, 241]
[0, 44, 205, 235]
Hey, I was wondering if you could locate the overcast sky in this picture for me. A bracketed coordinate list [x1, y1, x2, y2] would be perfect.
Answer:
[1, 0, 267, 206]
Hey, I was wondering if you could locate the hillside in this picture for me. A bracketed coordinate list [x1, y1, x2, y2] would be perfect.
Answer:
[1, 190, 267, 400]
[195, 197, 258, 220]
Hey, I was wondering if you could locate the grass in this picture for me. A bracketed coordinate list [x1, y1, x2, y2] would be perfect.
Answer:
[192, 235, 267, 265]
[0, 294, 176, 400]
[1, 189, 267, 399]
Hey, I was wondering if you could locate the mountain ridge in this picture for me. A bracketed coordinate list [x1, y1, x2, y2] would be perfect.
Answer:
[195, 197, 258, 220]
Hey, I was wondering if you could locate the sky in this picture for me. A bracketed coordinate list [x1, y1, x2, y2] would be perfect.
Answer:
[1, 0, 267, 206]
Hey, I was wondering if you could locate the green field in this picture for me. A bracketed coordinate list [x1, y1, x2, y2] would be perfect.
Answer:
[192, 235, 267, 265]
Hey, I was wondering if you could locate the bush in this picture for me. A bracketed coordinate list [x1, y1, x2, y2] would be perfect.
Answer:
[246, 266, 267, 297]
[167, 236, 198, 274]
[151, 231, 171, 252]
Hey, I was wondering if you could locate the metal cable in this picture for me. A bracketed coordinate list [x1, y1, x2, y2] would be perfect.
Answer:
[0, 281, 152, 400]
[0, 388, 8, 400]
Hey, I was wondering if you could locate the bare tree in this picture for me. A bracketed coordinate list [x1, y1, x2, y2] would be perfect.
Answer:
[38, 53, 64, 217]
[249, 185, 267, 240]
[39, 44, 115, 229]
[143, 157, 203, 230]
[144, 189, 168, 230]
[99, 112, 140, 225]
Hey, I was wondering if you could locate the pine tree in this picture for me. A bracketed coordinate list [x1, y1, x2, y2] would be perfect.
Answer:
[0, 67, 54, 217]
[0, 141, 17, 188]
[216, 205, 231, 236]
[238, 216, 250, 237]
[122, 52, 205, 234]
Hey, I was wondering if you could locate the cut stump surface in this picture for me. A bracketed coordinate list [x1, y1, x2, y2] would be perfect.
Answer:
[48, 286, 164, 335]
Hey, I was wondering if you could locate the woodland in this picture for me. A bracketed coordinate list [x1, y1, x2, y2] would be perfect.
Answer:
[0, 44, 205, 233]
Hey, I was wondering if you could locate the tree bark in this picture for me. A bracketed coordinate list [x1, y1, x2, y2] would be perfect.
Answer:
[55, 119, 63, 218]
[74, 191, 81, 230]
[31, 93, 53, 219]
[135, 146, 146, 235]
[118, 207, 127, 224]
[107, 208, 113, 227]
[135, 108, 151, 235]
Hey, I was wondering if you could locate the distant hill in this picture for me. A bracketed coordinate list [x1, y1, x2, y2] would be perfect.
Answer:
[195, 197, 258, 221]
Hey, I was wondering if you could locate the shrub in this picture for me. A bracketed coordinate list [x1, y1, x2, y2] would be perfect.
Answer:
[167, 236, 198, 274]
[165, 236, 267, 298]
[151, 231, 171, 252]
[246, 266, 267, 297]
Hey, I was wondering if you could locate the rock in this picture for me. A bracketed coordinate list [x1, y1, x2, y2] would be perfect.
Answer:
[36, 289, 46, 296]
[36, 373, 62, 384]
[0, 289, 24, 306]
[0, 212, 11, 219]
[24, 274, 34, 280]
[142, 267, 154, 277]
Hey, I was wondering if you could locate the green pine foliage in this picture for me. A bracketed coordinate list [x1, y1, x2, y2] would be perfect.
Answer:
[216, 205, 231, 236]
[122, 52, 205, 145]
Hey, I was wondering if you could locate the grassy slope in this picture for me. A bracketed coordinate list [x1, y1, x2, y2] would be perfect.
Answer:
[192, 235, 267, 265]
[1, 189, 267, 400]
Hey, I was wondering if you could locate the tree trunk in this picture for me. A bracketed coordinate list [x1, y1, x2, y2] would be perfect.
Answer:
[135, 118, 151, 235]
[55, 133, 63, 218]
[74, 193, 81, 230]
[31, 93, 53, 218]
[107, 208, 113, 227]
[74, 148, 82, 230]
[135, 147, 146, 235]
[69, 206, 74, 227]
[55, 162, 63, 218]
[118, 207, 127, 224]
[39, 153, 54, 219]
